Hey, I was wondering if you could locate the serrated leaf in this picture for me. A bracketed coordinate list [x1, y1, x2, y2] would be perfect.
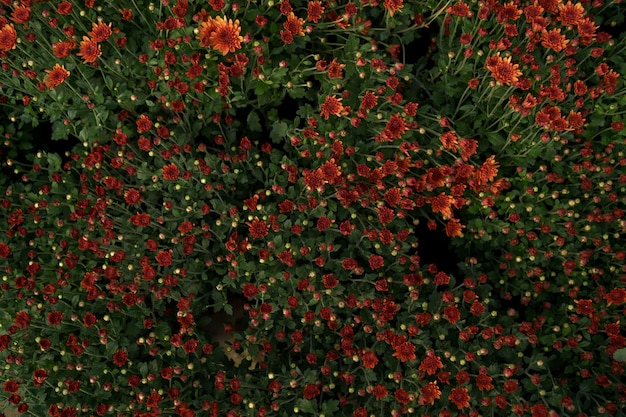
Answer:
[270, 121, 288, 144]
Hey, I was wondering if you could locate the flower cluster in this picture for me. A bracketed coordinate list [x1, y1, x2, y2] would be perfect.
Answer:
[0, 1, 625, 417]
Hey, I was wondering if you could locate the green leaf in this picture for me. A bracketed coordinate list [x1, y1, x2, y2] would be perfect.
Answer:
[270, 121, 289, 144]
[613, 348, 626, 362]
[247, 110, 262, 132]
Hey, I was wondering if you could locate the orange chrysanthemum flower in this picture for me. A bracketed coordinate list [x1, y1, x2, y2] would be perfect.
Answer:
[428, 193, 454, 219]
[307, 1, 324, 23]
[52, 40, 75, 59]
[11, 6, 31, 24]
[44, 64, 70, 89]
[541, 28, 569, 52]
[558, 1, 585, 26]
[445, 219, 465, 238]
[486, 54, 522, 86]
[77, 36, 102, 63]
[419, 382, 442, 406]
[473, 155, 500, 187]
[383, 0, 404, 16]
[0, 23, 17, 52]
[320, 95, 344, 120]
[209, 16, 242, 55]
[327, 58, 345, 79]
[197, 18, 216, 48]
[284, 12, 305, 37]
[448, 387, 470, 410]
[88, 22, 112, 42]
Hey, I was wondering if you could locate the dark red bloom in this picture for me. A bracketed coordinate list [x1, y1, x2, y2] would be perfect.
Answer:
[47, 311, 64, 326]
[248, 218, 269, 239]
[156, 250, 173, 267]
[113, 349, 128, 366]
[303, 383, 320, 399]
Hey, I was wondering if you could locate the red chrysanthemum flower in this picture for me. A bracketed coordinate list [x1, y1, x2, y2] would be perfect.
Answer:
[209, 16, 243, 55]
[57, 1, 73, 15]
[376, 205, 394, 225]
[486, 54, 522, 86]
[448, 387, 470, 410]
[383, 0, 404, 16]
[307, 1, 324, 22]
[44, 64, 70, 90]
[395, 388, 411, 404]
[77, 36, 102, 63]
[419, 382, 441, 405]
[476, 369, 494, 391]
[47, 311, 64, 326]
[575, 299, 595, 316]
[443, 305, 461, 323]
[368, 254, 384, 270]
[372, 384, 388, 400]
[361, 349, 379, 369]
[320, 159, 341, 182]
[124, 188, 141, 206]
[0, 23, 17, 52]
[317, 216, 332, 232]
[419, 350, 443, 375]
[384, 187, 401, 207]
[88, 22, 113, 42]
[303, 168, 324, 190]
[303, 383, 320, 400]
[162, 163, 180, 180]
[320, 95, 344, 120]
[3, 380, 19, 393]
[0, 242, 11, 258]
[136, 114, 152, 133]
[383, 113, 408, 140]
[130, 213, 151, 227]
[83, 312, 97, 327]
[112, 349, 128, 367]
[248, 217, 269, 239]
[32, 369, 49, 387]
[393, 341, 416, 362]
[360, 91, 378, 110]
[155, 250, 172, 267]
[604, 288, 626, 307]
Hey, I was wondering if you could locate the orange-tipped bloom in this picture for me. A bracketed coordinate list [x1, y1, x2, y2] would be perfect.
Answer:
[208, 16, 242, 55]
[558, 1, 585, 26]
[197, 17, 216, 48]
[44, 64, 70, 89]
[77, 36, 101, 63]
[485, 54, 522, 86]
[0, 23, 17, 52]
[320, 95, 344, 120]
[88, 22, 112, 42]
[384, 0, 404, 16]
[284, 12, 305, 37]
[541, 28, 569, 52]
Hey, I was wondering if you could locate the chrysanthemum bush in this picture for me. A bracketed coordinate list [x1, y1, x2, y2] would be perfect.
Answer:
[0, 0, 625, 416]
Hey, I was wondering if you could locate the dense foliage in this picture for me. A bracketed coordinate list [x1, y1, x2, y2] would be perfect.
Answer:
[0, 1, 625, 416]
